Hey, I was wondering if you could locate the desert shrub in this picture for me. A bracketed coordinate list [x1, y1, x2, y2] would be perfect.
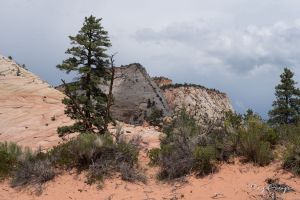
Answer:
[0, 142, 55, 193]
[0, 133, 144, 191]
[146, 108, 164, 127]
[0, 142, 22, 161]
[152, 109, 217, 179]
[283, 135, 300, 175]
[193, 146, 216, 176]
[118, 162, 146, 183]
[223, 111, 277, 166]
[0, 142, 22, 179]
[11, 158, 55, 194]
[0, 151, 14, 179]
[208, 130, 235, 162]
[50, 134, 114, 169]
[50, 133, 144, 184]
[261, 128, 279, 146]
[237, 117, 274, 166]
[274, 124, 300, 145]
[158, 143, 194, 179]
[148, 148, 160, 166]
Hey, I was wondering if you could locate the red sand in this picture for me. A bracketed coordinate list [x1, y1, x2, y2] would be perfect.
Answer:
[1, 159, 299, 200]
[1, 128, 300, 200]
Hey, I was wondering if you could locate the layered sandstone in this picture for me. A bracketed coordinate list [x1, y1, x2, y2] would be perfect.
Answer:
[101, 63, 171, 124]
[0, 56, 72, 149]
[161, 84, 234, 126]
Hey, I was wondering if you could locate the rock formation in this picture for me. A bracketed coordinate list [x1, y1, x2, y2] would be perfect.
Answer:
[161, 83, 234, 126]
[0, 56, 72, 149]
[57, 63, 233, 126]
[101, 63, 171, 124]
[0, 53, 233, 147]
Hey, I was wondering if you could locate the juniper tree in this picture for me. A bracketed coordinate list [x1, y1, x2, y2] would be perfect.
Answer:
[269, 68, 300, 125]
[57, 15, 111, 136]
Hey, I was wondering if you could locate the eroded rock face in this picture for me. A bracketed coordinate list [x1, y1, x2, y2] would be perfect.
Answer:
[0, 56, 72, 149]
[56, 63, 171, 125]
[0, 53, 233, 149]
[161, 85, 234, 126]
[57, 63, 233, 126]
[102, 64, 171, 124]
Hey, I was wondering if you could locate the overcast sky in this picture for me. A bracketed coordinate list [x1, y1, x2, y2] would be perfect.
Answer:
[1, 0, 300, 118]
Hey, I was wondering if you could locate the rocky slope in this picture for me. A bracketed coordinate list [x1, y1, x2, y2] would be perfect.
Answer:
[154, 76, 233, 126]
[0, 56, 72, 149]
[57, 63, 171, 124]
[161, 82, 233, 127]
[101, 64, 171, 124]
[0, 55, 231, 150]
[58, 64, 233, 127]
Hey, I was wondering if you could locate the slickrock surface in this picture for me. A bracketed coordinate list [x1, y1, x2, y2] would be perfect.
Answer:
[105, 64, 171, 124]
[162, 85, 234, 126]
[56, 63, 172, 124]
[0, 56, 72, 150]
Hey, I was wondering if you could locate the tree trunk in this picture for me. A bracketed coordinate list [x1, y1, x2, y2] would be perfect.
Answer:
[103, 55, 116, 133]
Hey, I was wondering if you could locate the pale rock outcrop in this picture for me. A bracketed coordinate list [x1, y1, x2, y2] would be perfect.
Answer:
[0, 56, 72, 149]
[0, 53, 233, 150]
[101, 63, 171, 124]
[57, 63, 171, 124]
[162, 84, 233, 126]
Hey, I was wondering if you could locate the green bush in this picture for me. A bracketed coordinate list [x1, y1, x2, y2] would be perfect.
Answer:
[0, 142, 55, 193]
[261, 128, 279, 146]
[0, 142, 22, 179]
[50, 134, 144, 184]
[223, 111, 277, 166]
[209, 130, 235, 162]
[152, 109, 217, 180]
[50, 134, 113, 168]
[0, 151, 14, 179]
[275, 124, 300, 145]
[193, 146, 216, 176]
[0, 133, 145, 191]
[148, 148, 160, 166]
[237, 117, 274, 166]
[146, 108, 164, 127]
[283, 135, 300, 175]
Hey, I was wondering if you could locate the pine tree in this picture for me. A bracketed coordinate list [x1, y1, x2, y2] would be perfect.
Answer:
[57, 15, 111, 136]
[269, 68, 300, 125]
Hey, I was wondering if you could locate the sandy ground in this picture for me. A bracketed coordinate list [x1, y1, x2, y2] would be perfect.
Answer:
[1, 148, 300, 200]
[1, 125, 300, 200]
